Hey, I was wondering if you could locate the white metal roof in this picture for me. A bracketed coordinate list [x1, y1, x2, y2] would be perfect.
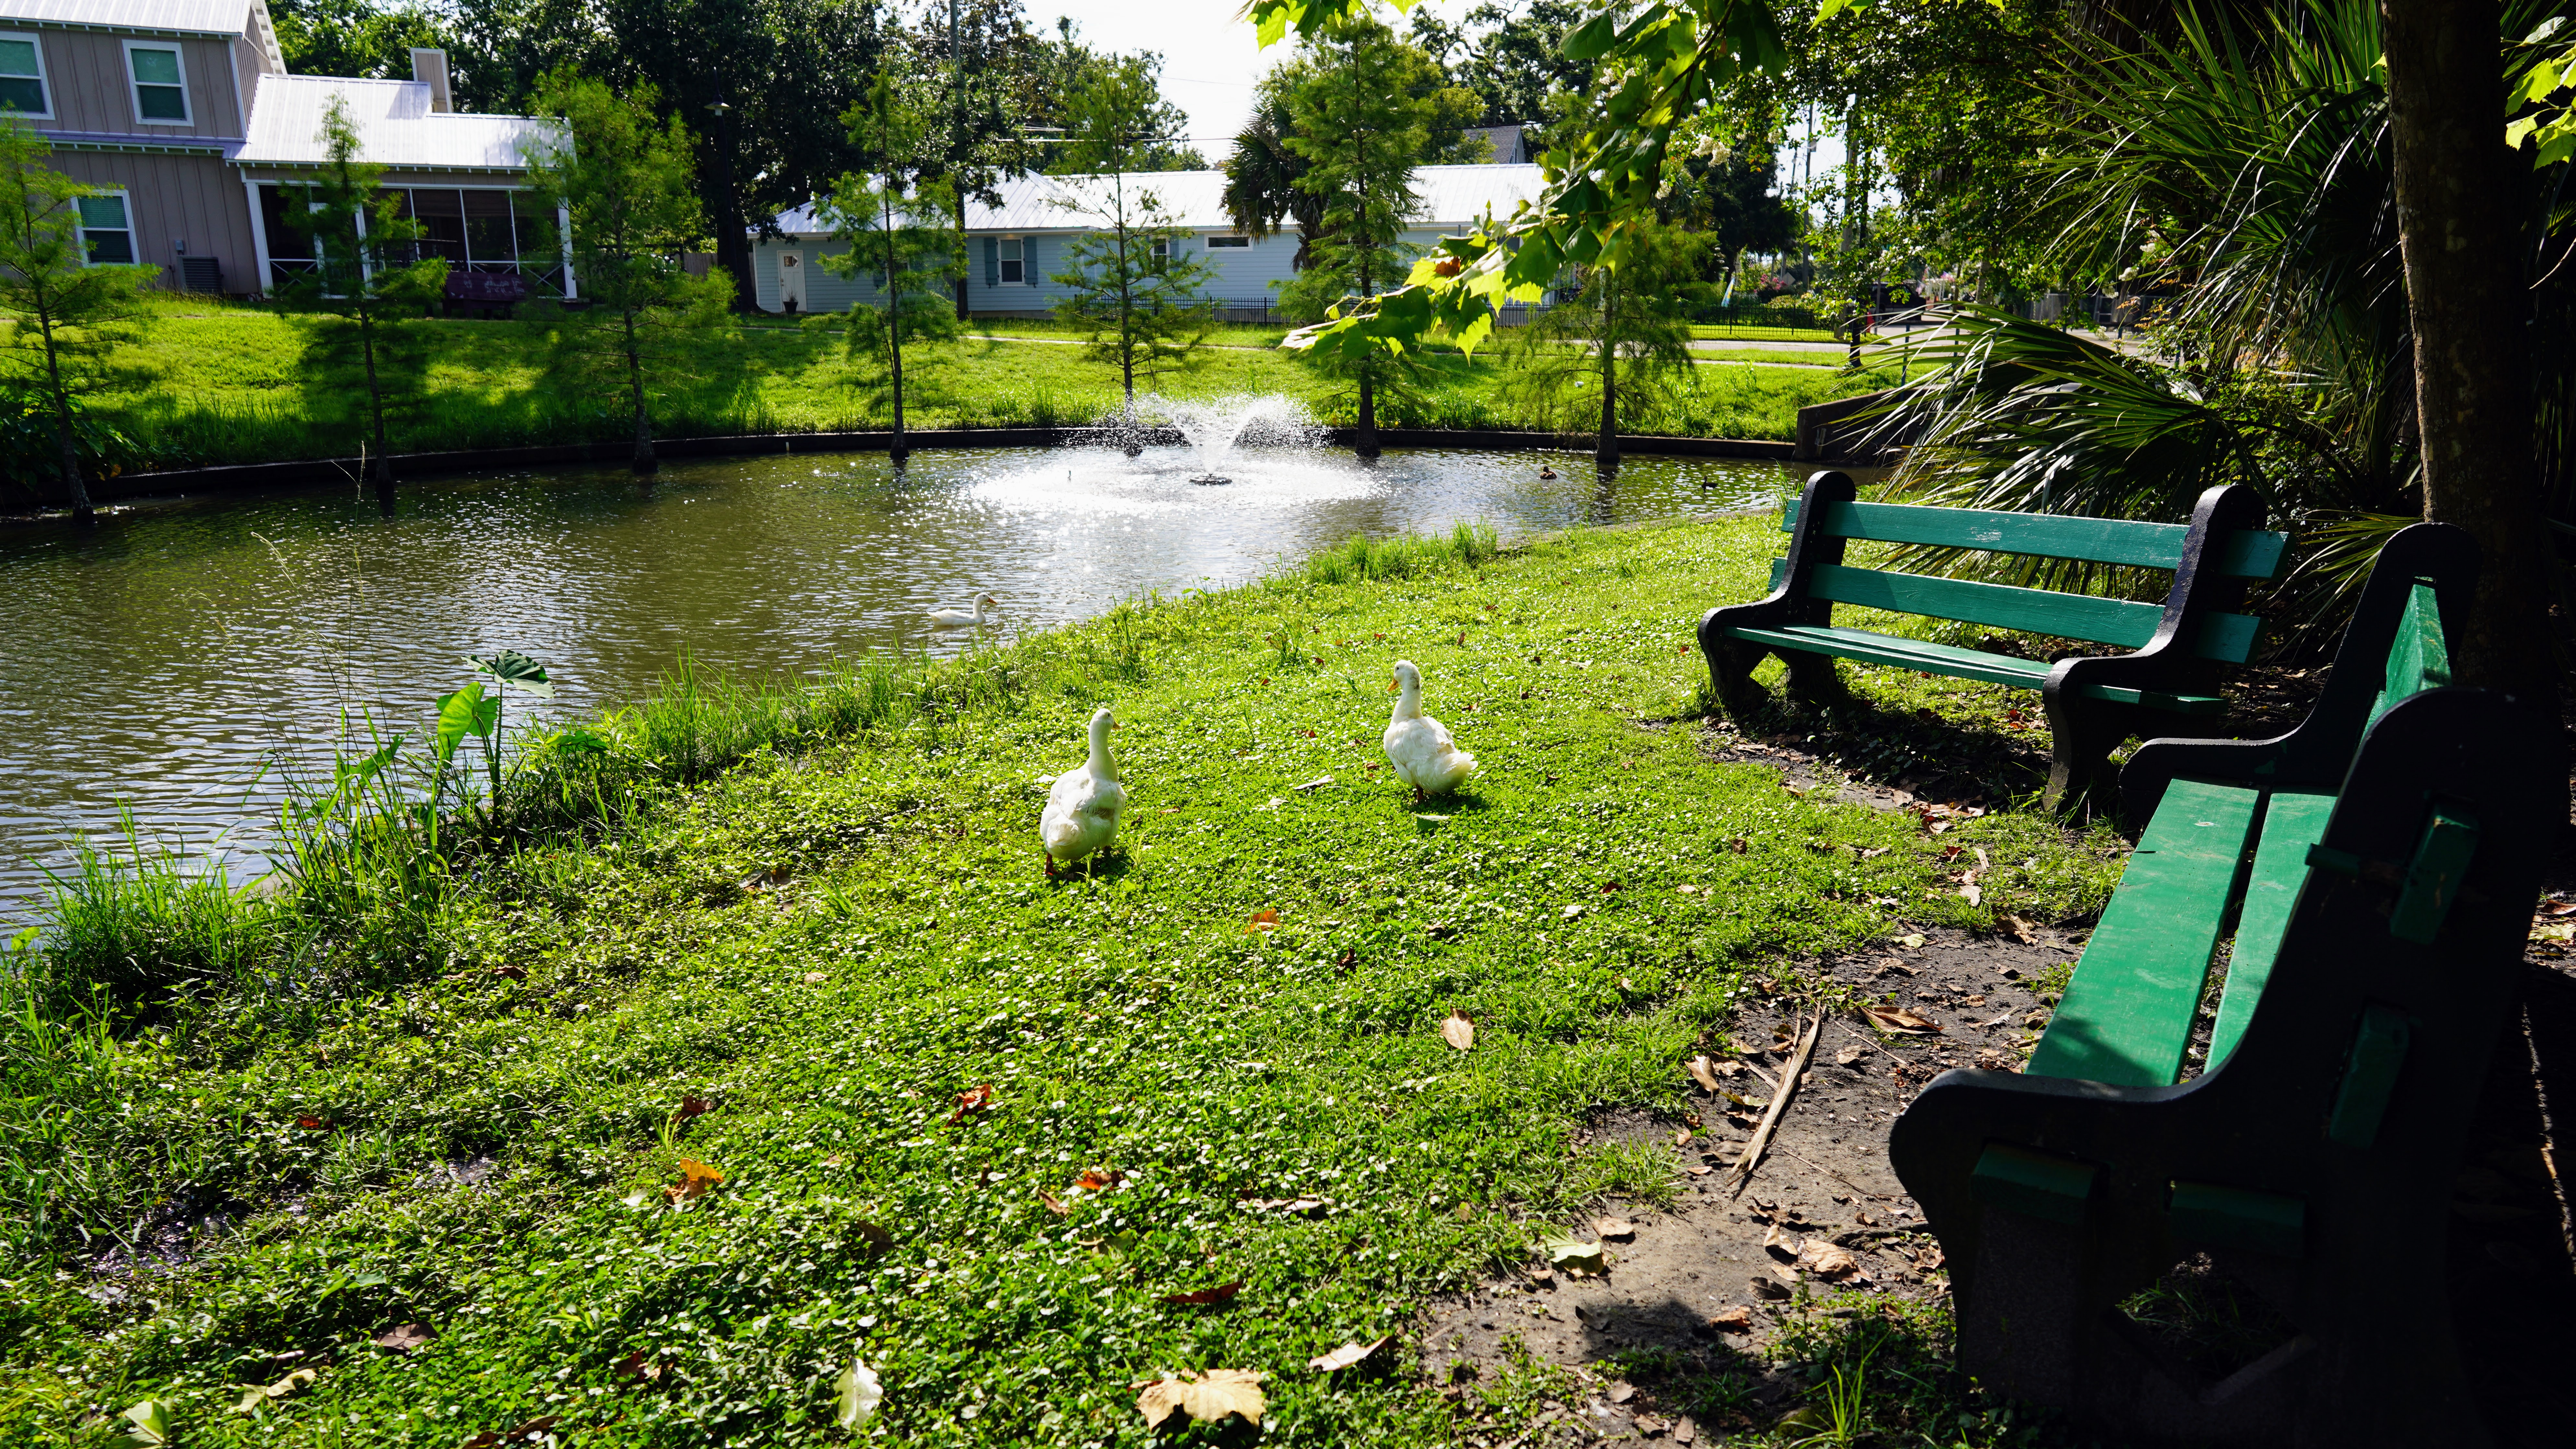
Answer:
[766, 164, 1550, 237]
[0, 0, 254, 34]
[236, 75, 558, 173]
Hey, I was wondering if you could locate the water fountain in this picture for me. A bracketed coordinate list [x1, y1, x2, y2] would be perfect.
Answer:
[1086, 394, 1322, 484]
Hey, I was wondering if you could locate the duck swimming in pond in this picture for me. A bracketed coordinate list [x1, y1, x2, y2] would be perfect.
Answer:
[928, 593, 1000, 627]
[1539, 466, 1558, 479]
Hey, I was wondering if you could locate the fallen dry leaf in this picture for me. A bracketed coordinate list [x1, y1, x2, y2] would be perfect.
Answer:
[1677, 883, 1700, 895]
[1673, 1127, 1692, 1145]
[295, 1115, 327, 1131]
[1136, 1369, 1267, 1429]
[1835, 1044, 1870, 1066]
[1994, 914, 2040, 944]
[374, 1323, 432, 1352]
[1596, 1217, 1637, 1241]
[1972, 845, 1992, 870]
[1674, 1413, 1700, 1443]
[677, 1094, 713, 1121]
[1707, 1305, 1754, 1333]
[1728, 837, 1750, 853]
[1309, 1337, 1389, 1373]
[1293, 775, 1333, 792]
[948, 1084, 995, 1123]
[614, 1350, 667, 1386]
[803, 971, 828, 983]
[491, 965, 528, 982]
[1957, 875, 1984, 907]
[1039, 1189, 1070, 1216]
[1440, 1009, 1476, 1051]
[664, 1158, 725, 1202]
[1751, 1271, 1794, 1300]
[1076, 1167, 1126, 1191]
[1864, 1005, 1942, 1036]
[1762, 1223, 1799, 1259]
[1242, 1194, 1332, 1216]
[1635, 1412, 1671, 1435]
[1247, 909, 1281, 934]
[1798, 1241, 1861, 1280]
[1685, 1054, 1723, 1091]
[1898, 932, 1927, 949]
[1159, 1281, 1245, 1306]
[232, 1367, 319, 1415]
[1607, 1381, 1637, 1404]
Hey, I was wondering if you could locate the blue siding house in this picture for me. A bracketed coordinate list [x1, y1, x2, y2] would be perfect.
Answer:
[749, 164, 1549, 321]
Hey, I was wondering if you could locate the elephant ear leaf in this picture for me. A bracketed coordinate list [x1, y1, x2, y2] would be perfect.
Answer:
[434, 683, 495, 765]
[465, 649, 555, 698]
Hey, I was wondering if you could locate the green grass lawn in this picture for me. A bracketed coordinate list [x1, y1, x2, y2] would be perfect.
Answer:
[1684, 324, 1843, 343]
[3, 514, 2128, 1447]
[24, 299, 1901, 474]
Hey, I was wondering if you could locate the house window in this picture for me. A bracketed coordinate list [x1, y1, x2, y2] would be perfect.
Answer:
[0, 34, 51, 118]
[77, 192, 133, 264]
[1151, 237, 1169, 261]
[124, 41, 189, 124]
[1206, 235, 1250, 249]
[998, 236, 1025, 283]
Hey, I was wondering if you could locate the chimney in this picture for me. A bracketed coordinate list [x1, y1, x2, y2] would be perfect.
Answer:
[409, 48, 452, 113]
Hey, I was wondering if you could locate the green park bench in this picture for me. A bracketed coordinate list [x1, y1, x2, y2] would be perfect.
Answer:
[1888, 523, 2561, 1446]
[1698, 471, 2291, 811]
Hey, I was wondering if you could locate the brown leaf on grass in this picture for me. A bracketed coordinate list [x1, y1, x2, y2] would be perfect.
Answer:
[1242, 1195, 1332, 1216]
[1600, 880, 1623, 893]
[1865, 1005, 1942, 1035]
[1685, 1054, 1723, 1091]
[1727, 837, 1749, 853]
[1136, 1369, 1267, 1429]
[374, 1323, 432, 1352]
[1309, 1336, 1389, 1372]
[1440, 1009, 1476, 1051]
[1595, 1217, 1637, 1241]
[664, 1158, 725, 1202]
[1247, 909, 1281, 934]
[296, 1115, 328, 1131]
[677, 1095, 713, 1120]
[1076, 1167, 1126, 1191]
[1994, 914, 2040, 944]
[1159, 1281, 1245, 1306]
[491, 965, 528, 982]
[614, 1350, 667, 1386]
[1706, 1305, 1754, 1333]
[232, 1367, 320, 1415]
[1956, 874, 1983, 907]
[1039, 1189, 1070, 1216]
[948, 1084, 995, 1123]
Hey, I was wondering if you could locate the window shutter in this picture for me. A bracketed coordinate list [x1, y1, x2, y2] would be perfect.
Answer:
[984, 236, 999, 288]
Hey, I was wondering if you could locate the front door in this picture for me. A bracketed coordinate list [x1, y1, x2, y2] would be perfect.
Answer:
[777, 250, 805, 313]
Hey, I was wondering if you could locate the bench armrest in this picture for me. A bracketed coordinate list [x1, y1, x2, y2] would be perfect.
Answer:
[2121, 523, 2478, 821]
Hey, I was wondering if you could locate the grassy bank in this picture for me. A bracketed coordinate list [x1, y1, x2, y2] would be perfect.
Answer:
[27, 300, 1904, 476]
[3, 515, 2128, 1447]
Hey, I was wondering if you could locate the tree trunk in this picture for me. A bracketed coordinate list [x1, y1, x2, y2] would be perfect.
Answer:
[889, 319, 909, 464]
[1597, 276, 1621, 465]
[2384, 0, 2558, 704]
[626, 309, 657, 475]
[360, 313, 396, 510]
[708, 112, 752, 313]
[1356, 374, 1379, 458]
[41, 327, 93, 523]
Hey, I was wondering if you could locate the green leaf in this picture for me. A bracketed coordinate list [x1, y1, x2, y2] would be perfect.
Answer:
[836, 1358, 883, 1431]
[120, 1400, 172, 1446]
[434, 683, 496, 764]
[1563, 10, 1621, 60]
[466, 649, 555, 698]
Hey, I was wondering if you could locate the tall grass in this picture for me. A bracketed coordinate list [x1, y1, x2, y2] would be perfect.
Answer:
[1300, 520, 1500, 585]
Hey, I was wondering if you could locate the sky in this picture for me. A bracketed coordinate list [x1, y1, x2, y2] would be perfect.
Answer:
[1028, 0, 1846, 186]
[1033, 0, 1490, 151]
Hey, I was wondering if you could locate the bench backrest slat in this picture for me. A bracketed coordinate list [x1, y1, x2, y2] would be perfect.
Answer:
[1771, 560, 2264, 663]
[1782, 498, 2291, 581]
[2367, 581, 2451, 727]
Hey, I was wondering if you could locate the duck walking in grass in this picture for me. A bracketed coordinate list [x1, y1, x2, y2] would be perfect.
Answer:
[1383, 660, 1477, 801]
[1042, 707, 1125, 879]
[928, 593, 1000, 628]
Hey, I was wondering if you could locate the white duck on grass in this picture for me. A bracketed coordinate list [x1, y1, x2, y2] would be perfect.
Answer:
[1041, 707, 1125, 879]
[928, 593, 1000, 628]
[1383, 659, 1477, 801]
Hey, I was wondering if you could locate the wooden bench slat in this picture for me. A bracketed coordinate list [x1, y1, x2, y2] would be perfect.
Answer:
[1782, 499, 2291, 580]
[2206, 791, 2339, 1072]
[2025, 779, 2260, 1086]
[1723, 623, 2231, 713]
[1805, 563, 2164, 647]
[2368, 581, 2451, 727]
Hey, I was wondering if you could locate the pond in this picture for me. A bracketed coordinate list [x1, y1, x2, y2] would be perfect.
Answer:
[0, 441, 1795, 916]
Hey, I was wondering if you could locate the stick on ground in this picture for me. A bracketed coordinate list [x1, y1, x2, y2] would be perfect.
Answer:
[1727, 1006, 1823, 1199]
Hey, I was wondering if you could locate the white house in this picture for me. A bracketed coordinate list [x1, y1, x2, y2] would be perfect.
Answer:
[748, 163, 1549, 320]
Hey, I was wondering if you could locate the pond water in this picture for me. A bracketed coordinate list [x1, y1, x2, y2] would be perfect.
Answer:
[0, 441, 1794, 917]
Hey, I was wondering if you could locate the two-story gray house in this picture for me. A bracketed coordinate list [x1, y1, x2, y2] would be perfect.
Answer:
[0, 0, 558, 298]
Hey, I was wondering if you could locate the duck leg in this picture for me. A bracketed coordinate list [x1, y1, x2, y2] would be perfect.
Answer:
[1043, 851, 1058, 881]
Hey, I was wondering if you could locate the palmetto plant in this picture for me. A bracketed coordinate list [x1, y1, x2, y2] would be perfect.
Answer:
[1873, 0, 2576, 653]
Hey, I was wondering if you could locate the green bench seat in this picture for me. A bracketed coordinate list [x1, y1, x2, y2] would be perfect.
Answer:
[1888, 523, 2561, 1445]
[1700, 472, 2292, 811]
